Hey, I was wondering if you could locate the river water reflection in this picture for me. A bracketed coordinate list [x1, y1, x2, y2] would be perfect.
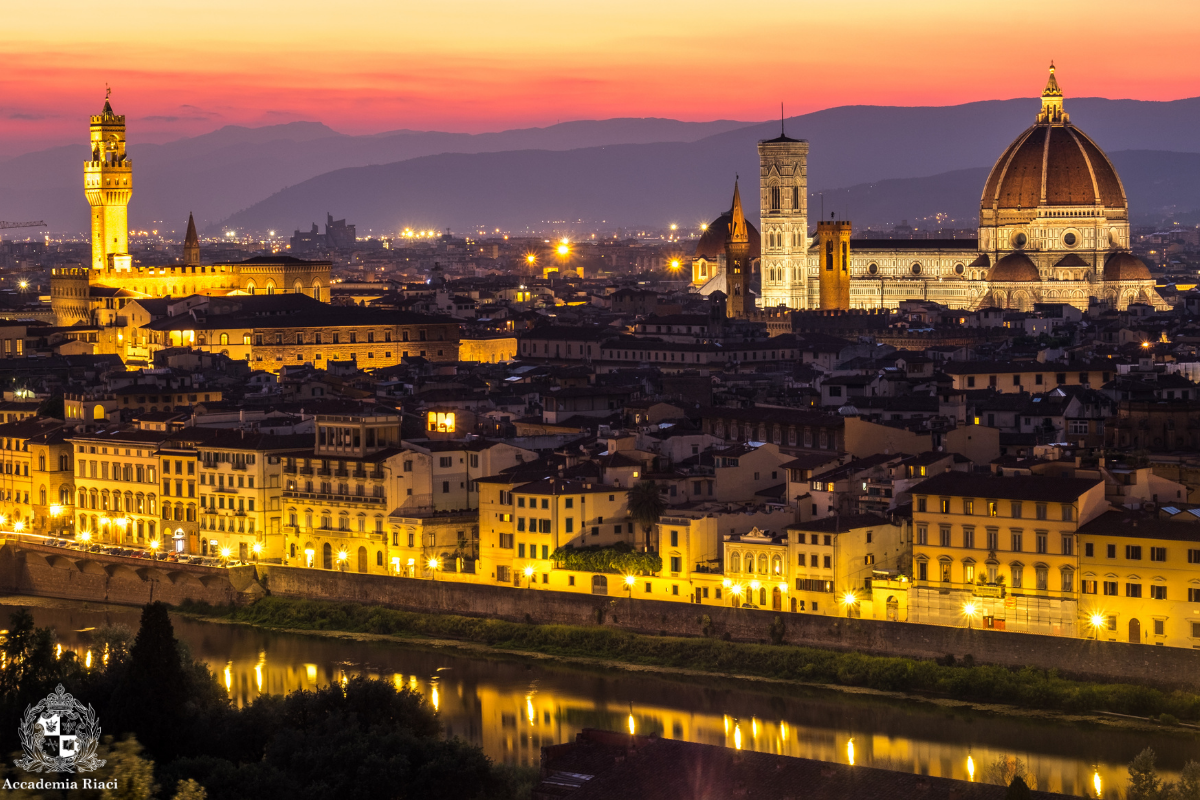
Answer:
[16, 600, 1197, 797]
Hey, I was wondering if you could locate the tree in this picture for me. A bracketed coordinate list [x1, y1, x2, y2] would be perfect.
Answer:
[1127, 747, 1165, 800]
[1006, 776, 1032, 800]
[101, 737, 159, 800]
[627, 480, 666, 552]
[112, 602, 189, 760]
[1177, 761, 1200, 800]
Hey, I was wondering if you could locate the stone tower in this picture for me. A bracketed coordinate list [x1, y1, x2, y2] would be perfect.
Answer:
[758, 119, 809, 310]
[817, 219, 852, 310]
[725, 179, 751, 319]
[183, 213, 200, 267]
[85, 91, 131, 271]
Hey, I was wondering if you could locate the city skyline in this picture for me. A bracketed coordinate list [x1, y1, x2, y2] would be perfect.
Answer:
[3, 0, 1199, 155]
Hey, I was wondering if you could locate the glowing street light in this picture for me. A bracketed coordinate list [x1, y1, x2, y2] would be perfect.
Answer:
[967, 755, 975, 782]
[252, 542, 263, 561]
[220, 546, 232, 563]
[149, 539, 160, 559]
[523, 564, 535, 587]
[670, 259, 681, 271]
[1090, 612, 1106, 639]
[13, 521, 24, 533]
[336, 549, 349, 571]
[49, 504, 62, 518]
[963, 601, 979, 628]
[624, 573, 636, 599]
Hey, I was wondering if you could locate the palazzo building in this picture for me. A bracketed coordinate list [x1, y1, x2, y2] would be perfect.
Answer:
[51, 96, 331, 328]
[696, 66, 1166, 313]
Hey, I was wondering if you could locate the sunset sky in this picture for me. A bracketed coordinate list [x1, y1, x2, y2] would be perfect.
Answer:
[2, 0, 1198, 155]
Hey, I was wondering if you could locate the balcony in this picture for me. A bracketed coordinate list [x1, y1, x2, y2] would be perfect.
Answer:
[317, 468, 332, 477]
[352, 469, 367, 479]
[282, 489, 386, 505]
[299, 467, 313, 476]
[283, 465, 297, 475]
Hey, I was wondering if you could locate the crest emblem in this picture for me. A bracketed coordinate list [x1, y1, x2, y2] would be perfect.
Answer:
[14, 684, 105, 773]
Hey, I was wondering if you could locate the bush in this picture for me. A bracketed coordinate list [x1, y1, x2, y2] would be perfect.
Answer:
[550, 542, 663, 574]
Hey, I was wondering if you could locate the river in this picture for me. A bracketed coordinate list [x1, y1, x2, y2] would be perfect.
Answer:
[7, 598, 1195, 797]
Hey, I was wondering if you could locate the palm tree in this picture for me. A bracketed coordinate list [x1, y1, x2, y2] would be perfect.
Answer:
[627, 480, 667, 553]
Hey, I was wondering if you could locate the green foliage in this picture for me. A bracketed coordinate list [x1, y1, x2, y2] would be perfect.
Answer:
[170, 780, 207, 800]
[551, 542, 662, 574]
[1128, 748, 1167, 800]
[181, 596, 1200, 722]
[102, 737, 160, 800]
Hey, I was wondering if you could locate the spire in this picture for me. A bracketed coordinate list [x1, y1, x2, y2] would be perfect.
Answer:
[781, 102, 786, 137]
[183, 212, 200, 267]
[102, 84, 114, 118]
[1037, 62, 1068, 125]
[728, 178, 748, 244]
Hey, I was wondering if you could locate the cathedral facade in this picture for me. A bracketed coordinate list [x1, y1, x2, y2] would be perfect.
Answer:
[51, 98, 331, 327]
[696, 66, 1166, 313]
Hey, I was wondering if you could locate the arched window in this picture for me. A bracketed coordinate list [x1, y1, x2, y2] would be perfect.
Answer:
[220, 333, 229, 346]
[357, 546, 367, 573]
[730, 552, 740, 572]
[745, 555, 754, 574]
[322, 542, 333, 569]
[758, 554, 768, 574]
[772, 555, 782, 575]
[376, 551, 383, 567]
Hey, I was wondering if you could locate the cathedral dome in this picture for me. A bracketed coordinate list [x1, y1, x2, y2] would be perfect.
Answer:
[694, 211, 761, 260]
[980, 66, 1126, 213]
[987, 252, 1041, 282]
[1103, 252, 1152, 281]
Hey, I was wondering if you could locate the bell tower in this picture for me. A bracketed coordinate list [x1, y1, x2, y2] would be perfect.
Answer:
[817, 218, 852, 310]
[84, 90, 132, 271]
[725, 179, 751, 319]
[758, 111, 809, 310]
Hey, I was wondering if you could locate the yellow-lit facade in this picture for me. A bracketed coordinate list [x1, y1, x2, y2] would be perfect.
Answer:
[69, 431, 165, 546]
[909, 475, 1107, 637]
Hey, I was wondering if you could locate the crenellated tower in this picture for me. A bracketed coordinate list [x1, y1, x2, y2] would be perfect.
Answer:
[817, 218, 852, 310]
[84, 91, 131, 271]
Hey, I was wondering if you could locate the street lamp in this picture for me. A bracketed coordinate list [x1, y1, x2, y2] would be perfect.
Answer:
[149, 539, 160, 560]
[48, 504, 62, 538]
[841, 590, 858, 618]
[220, 546, 232, 564]
[523, 564, 535, 588]
[1090, 613, 1106, 640]
[624, 573, 636, 600]
[962, 600, 979, 629]
[428, 557, 440, 581]
[336, 549, 349, 571]
[252, 542, 263, 561]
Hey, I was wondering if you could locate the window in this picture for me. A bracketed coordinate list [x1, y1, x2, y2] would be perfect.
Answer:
[1151, 547, 1166, 562]
[1151, 585, 1167, 600]
[1107, 544, 1116, 558]
[940, 562, 950, 582]
[1103, 580, 1118, 596]
[1126, 583, 1143, 598]
[1189, 588, 1200, 603]
[1035, 567, 1048, 590]
[939, 526, 951, 547]
[1010, 501, 1022, 519]
[916, 526, 927, 545]
[916, 498, 927, 513]
[670, 530, 679, 547]
[1035, 504, 1047, 521]
[670, 556, 681, 573]
[986, 529, 998, 551]
[918, 562, 928, 581]
[1062, 536, 1073, 556]
[1154, 619, 1165, 636]
[964, 563, 974, 583]
[1060, 569, 1072, 592]
[939, 499, 950, 514]
[1010, 532, 1022, 552]
[1126, 545, 1143, 560]
[1011, 566, 1023, 588]
[1061, 505, 1074, 522]
[1036, 533, 1047, 554]
[1085, 542, 1094, 558]
[962, 527, 974, 549]
[987, 501, 998, 517]
[439, 457, 452, 468]
[1081, 580, 1097, 594]
[963, 499, 974, 515]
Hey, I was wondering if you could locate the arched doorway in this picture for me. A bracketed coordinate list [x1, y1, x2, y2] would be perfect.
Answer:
[886, 596, 899, 621]
[357, 546, 367, 573]
[772, 587, 782, 611]
[591, 575, 608, 595]
[322, 542, 332, 569]
[1129, 618, 1141, 644]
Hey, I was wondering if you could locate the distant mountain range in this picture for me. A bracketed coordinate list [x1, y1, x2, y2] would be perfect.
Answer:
[4, 97, 1200, 236]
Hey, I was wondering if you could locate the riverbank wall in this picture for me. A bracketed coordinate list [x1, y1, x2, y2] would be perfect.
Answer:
[5, 541, 1200, 689]
[255, 563, 1200, 690]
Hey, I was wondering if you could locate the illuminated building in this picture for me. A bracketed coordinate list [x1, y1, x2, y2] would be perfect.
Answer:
[52, 95, 332, 331]
[702, 66, 1166, 313]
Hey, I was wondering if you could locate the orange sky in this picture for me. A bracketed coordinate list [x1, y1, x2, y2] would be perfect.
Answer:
[2, 0, 1198, 154]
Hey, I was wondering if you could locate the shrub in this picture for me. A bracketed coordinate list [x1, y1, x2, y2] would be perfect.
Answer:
[550, 543, 663, 575]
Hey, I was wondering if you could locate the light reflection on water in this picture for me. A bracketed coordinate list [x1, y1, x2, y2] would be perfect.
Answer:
[20, 601, 1196, 797]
